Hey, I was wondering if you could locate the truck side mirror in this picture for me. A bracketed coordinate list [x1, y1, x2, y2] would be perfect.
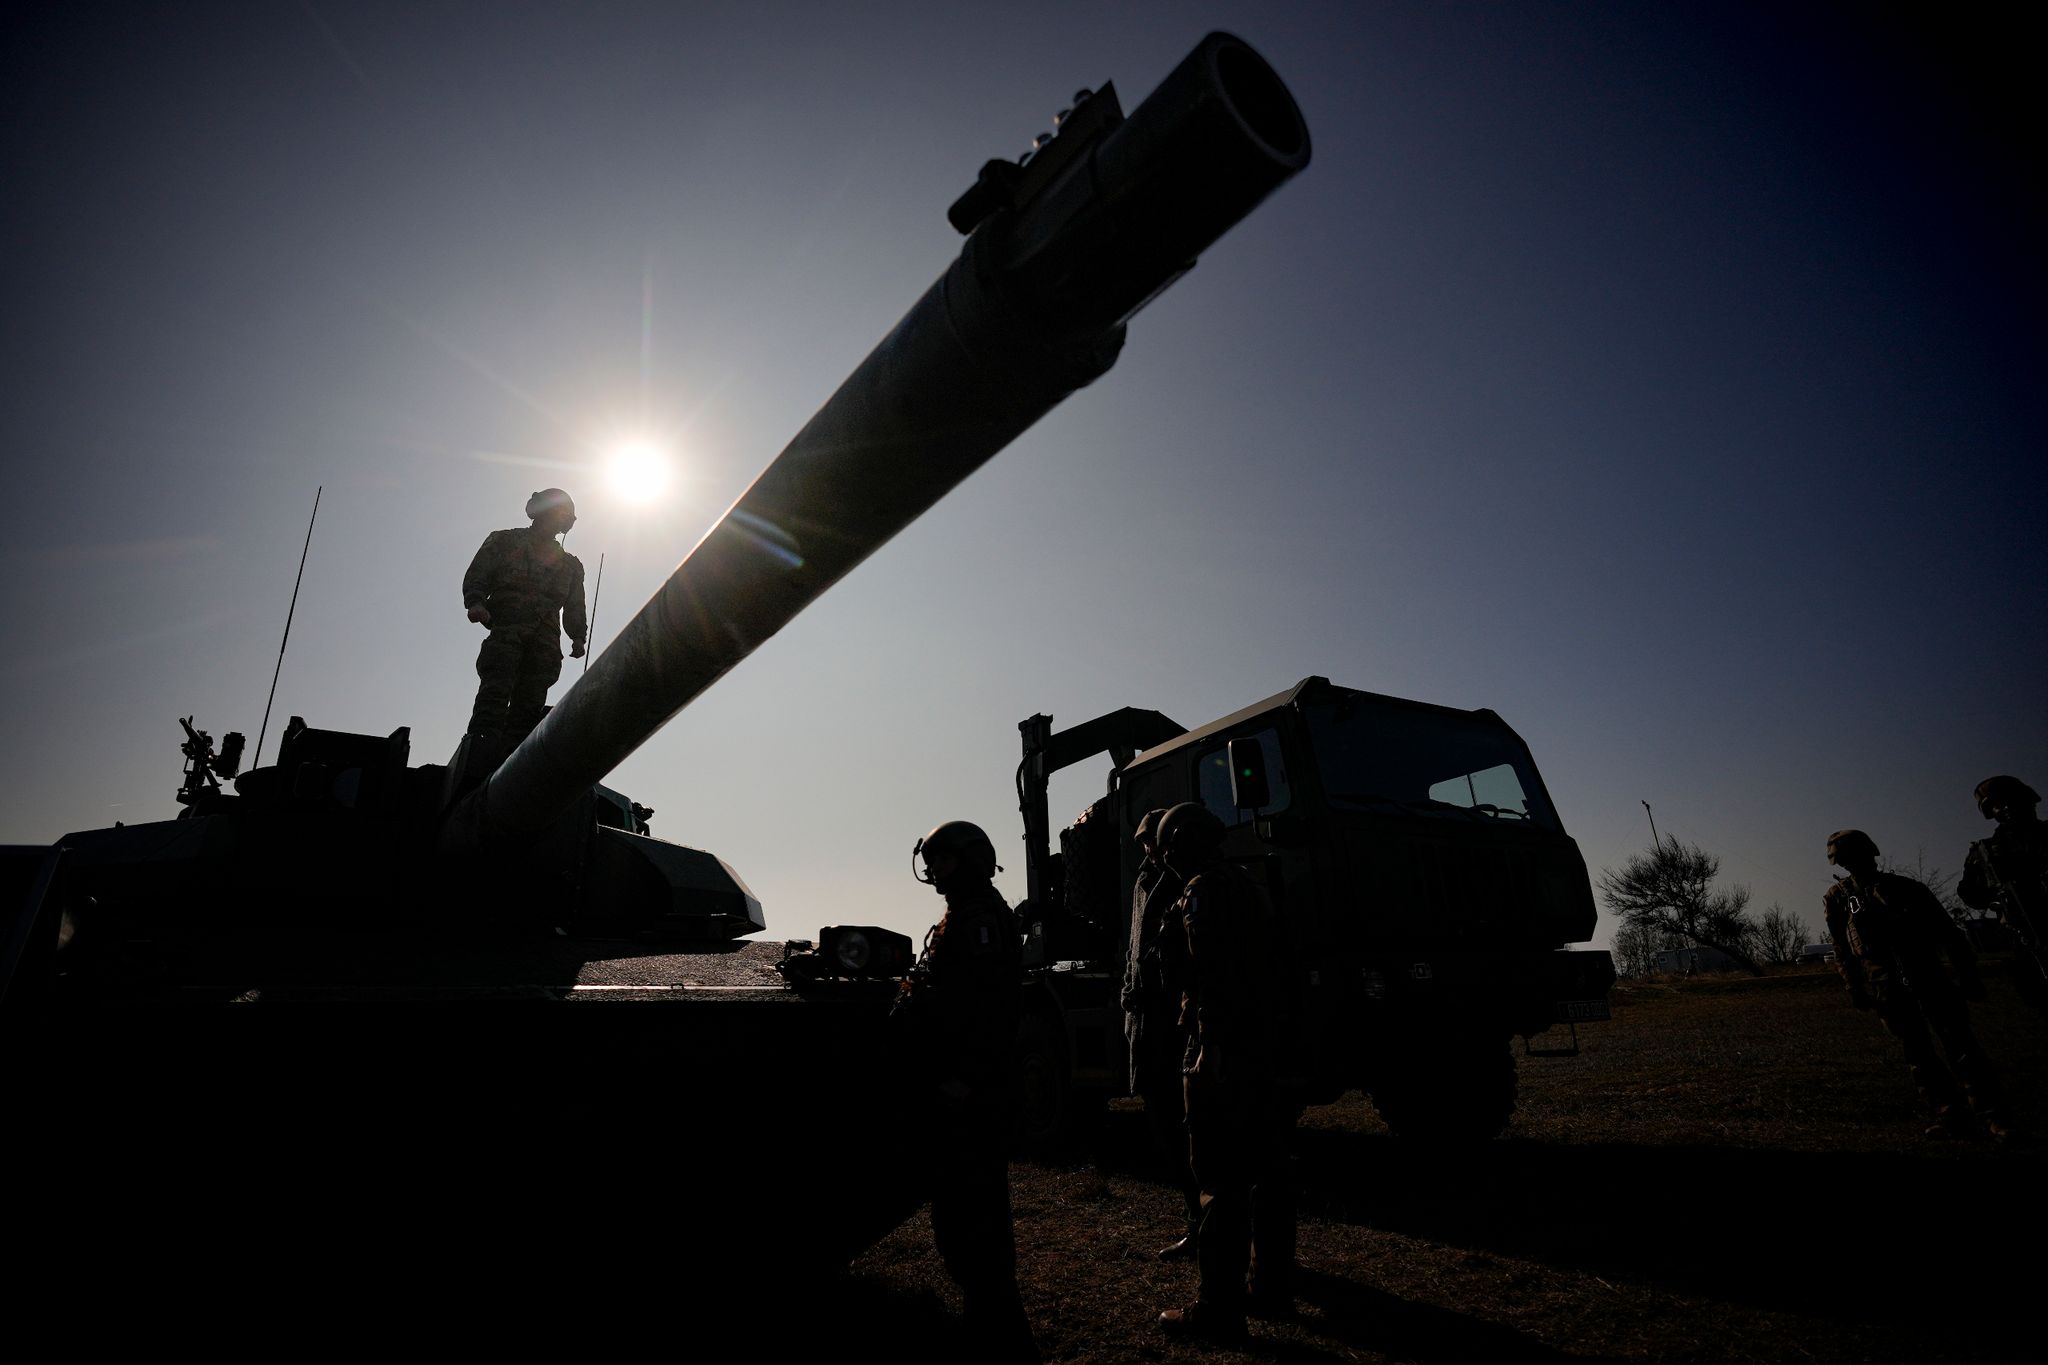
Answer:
[1228, 737, 1271, 812]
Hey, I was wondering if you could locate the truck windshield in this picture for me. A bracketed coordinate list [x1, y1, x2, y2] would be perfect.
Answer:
[1302, 698, 1560, 830]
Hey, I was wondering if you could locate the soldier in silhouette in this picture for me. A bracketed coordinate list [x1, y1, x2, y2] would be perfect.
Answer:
[902, 820, 1039, 1363]
[462, 488, 587, 743]
[1121, 806, 1203, 1260]
[1959, 775, 2048, 1013]
[1823, 829, 2008, 1141]
[1153, 802, 1299, 1342]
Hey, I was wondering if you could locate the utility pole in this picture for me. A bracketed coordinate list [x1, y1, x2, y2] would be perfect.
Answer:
[1642, 799, 1661, 851]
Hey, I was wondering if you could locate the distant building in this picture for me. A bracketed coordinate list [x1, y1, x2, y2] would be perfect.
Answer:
[1797, 942, 1835, 966]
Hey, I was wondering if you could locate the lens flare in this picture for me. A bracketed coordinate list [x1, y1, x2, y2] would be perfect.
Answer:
[606, 442, 673, 504]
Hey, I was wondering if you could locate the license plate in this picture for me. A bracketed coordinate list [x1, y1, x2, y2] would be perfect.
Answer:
[1558, 998, 1611, 1022]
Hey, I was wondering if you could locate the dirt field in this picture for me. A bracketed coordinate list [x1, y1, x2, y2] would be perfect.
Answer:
[837, 965, 2046, 1363]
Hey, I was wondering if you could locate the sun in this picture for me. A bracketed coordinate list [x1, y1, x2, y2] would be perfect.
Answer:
[605, 441, 673, 504]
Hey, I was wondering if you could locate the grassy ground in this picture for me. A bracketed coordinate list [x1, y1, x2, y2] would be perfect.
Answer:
[837, 964, 2047, 1363]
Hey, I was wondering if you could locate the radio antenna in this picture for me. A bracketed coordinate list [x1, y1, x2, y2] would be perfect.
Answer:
[583, 552, 605, 673]
[254, 485, 322, 766]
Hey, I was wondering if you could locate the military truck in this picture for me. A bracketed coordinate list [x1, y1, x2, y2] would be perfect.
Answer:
[1009, 676, 1614, 1142]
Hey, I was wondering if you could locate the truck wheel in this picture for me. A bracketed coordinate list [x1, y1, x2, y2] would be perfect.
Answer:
[1368, 1036, 1517, 1145]
[1013, 1008, 1070, 1150]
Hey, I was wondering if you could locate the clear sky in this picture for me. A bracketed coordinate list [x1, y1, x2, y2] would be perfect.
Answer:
[4, 2, 2041, 952]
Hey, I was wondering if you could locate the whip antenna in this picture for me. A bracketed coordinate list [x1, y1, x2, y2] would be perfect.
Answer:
[254, 485, 322, 766]
[583, 552, 605, 673]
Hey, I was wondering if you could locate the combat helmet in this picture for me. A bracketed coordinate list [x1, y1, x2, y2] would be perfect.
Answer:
[1826, 829, 1879, 866]
[1974, 775, 2040, 820]
[526, 487, 577, 520]
[913, 820, 1001, 887]
[1156, 802, 1227, 865]
[1134, 807, 1171, 850]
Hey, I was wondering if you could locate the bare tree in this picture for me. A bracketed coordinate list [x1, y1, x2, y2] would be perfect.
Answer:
[1598, 837, 1764, 975]
[1878, 847, 1975, 925]
[1750, 902, 1809, 966]
[1611, 920, 1660, 979]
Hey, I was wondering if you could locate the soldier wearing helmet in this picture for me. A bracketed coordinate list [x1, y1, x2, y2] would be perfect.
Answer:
[461, 489, 588, 743]
[1959, 776, 2048, 1013]
[1823, 828, 2008, 1140]
[1120, 807, 1200, 1261]
[900, 820, 1038, 1361]
[1152, 801, 1299, 1341]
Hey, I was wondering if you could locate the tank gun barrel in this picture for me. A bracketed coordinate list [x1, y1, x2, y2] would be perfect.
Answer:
[453, 32, 1310, 847]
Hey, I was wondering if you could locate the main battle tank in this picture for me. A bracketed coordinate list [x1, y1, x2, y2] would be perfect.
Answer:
[4, 32, 1309, 1321]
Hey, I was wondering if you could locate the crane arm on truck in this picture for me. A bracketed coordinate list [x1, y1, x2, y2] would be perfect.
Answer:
[1015, 708, 1184, 924]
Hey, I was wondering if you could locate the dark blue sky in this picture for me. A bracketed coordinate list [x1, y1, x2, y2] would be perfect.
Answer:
[3, 2, 2041, 945]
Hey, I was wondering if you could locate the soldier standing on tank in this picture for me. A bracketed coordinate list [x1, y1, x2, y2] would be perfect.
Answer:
[1121, 807, 1203, 1259]
[1959, 775, 2048, 1013]
[1822, 829, 2010, 1141]
[1153, 802, 1299, 1342]
[903, 820, 1039, 1363]
[462, 489, 588, 744]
